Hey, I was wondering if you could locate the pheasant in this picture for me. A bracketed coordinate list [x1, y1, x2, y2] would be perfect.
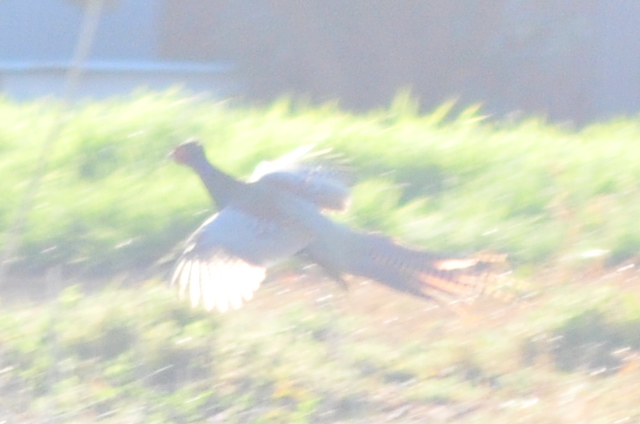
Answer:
[169, 140, 506, 312]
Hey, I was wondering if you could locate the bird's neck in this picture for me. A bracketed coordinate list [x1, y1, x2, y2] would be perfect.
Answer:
[189, 156, 243, 210]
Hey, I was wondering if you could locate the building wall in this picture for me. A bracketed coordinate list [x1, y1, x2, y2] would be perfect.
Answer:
[590, 2, 640, 119]
[2, 0, 640, 123]
[0, 0, 234, 100]
[157, 0, 622, 122]
[0, 0, 159, 60]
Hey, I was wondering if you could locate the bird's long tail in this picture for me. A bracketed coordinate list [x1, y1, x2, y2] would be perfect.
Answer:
[345, 231, 511, 306]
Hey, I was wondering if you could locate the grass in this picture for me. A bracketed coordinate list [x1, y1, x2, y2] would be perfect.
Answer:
[0, 91, 640, 422]
[1, 276, 639, 422]
[4, 91, 640, 273]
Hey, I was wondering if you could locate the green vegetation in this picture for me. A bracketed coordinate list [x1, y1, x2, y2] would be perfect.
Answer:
[4, 92, 640, 272]
[0, 91, 640, 422]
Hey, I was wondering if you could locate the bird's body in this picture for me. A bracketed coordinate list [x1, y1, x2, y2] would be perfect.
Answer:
[169, 140, 505, 312]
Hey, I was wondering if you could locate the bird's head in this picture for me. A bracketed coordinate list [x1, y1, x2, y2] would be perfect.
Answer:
[170, 139, 206, 166]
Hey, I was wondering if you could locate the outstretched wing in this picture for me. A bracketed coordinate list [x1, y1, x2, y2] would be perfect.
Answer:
[171, 207, 315, 312]
[250, 145, 354, 212]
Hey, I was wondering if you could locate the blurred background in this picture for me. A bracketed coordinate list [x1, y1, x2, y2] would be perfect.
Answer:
[1, 0, 640, 124]
[3, 2, 640, 422]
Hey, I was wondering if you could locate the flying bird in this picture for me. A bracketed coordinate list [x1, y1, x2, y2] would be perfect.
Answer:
[169, 140, 506, 312]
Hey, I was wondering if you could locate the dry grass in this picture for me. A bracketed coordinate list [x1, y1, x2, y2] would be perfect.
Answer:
[0, 263, 638, 423]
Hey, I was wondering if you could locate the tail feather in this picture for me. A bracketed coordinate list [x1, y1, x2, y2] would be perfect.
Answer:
[346, 231, 510, 305]
[414, 266, 514, 303]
